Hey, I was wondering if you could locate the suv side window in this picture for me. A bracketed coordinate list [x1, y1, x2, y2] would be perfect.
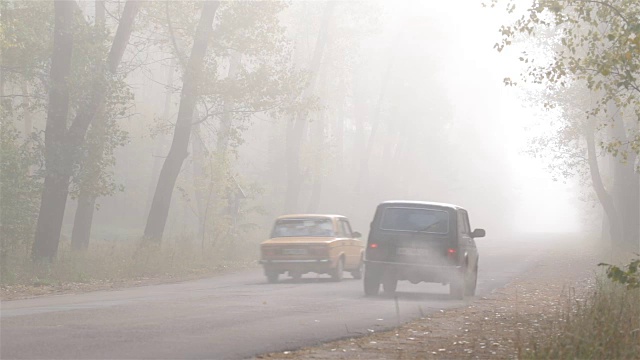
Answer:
[458, 210, 470, 235]
[463, 211, 471, 234]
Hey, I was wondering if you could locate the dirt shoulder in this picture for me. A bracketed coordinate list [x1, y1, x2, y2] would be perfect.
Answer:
[256, 243, 599, 360]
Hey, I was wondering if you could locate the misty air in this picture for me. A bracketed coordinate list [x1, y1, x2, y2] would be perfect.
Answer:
[1, 1, 638, 359]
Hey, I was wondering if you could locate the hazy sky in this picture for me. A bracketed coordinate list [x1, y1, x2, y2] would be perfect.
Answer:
[406, 0, 581, 233]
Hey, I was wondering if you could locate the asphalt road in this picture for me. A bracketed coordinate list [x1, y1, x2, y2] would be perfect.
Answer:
[1, 234, 563, 359]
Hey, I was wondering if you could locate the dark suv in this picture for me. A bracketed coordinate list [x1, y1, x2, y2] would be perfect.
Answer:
[363, 201, 485, 299]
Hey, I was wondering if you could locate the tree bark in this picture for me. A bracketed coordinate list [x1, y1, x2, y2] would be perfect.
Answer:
[145, 60, 176, 216]
[216, 51, 242, 156]
[95, 0, 105, 27]
[354, 58, 393, 194]
[144, 1, 220, 243]
[585, 119, 622, 247]
[70, 191, 96, 251]
[283, 2, 334, 213]
[306, 112, 325, 214]
[192, 115, 207, 245]
[32, 1, 141, 261]
[31, 1, 74, 261]
[610, 111, 640, 252]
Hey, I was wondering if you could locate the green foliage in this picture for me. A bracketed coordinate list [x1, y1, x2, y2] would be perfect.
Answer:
[496, 0, 640, 160]
[0, 122, 42, 270]
[0, 1, 53, 85]
[599, 257, 640, 289]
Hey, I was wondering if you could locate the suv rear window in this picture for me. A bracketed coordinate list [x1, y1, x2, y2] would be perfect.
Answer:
[380, 207, 450, 234]
[271, 218, 334, 237]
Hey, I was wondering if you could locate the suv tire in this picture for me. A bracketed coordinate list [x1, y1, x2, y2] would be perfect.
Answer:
[266, 271, 279, 284]
[466, 264, 478, 296]
[449, 273, 465, 300]
[364, 265, 381, 296]
[382, 273, 398, 294]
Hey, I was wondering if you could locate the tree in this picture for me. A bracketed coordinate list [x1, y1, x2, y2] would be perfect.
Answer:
[32, 1, 141, 261]
[496, 0, 639, 251]
[283, 1, 335, 213]
[144, 1, 220, 243]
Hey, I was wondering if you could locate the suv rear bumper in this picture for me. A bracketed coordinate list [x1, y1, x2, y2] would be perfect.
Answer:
[365, 259, 461, 283]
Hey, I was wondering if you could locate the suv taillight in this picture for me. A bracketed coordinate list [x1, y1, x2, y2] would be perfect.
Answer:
[447, 248, 457, 261]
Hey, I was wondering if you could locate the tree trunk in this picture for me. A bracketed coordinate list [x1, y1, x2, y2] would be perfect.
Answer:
[334, 79, 346, 172]
[70, 109, 107, 251]
[283, 2, 334, 213]
[95, 0, 105, 27]
[145, 60, 176, 216]
[307, 111, 325, 213]
[32, 0, 140, 261]
[216, 51, 242, 156]
[70, 191, 96, 251]
[192, 118, 207, 245]
[144, 1, 220, 243]
[585, 119, 622, 246]
[31, 1, 74, 261]
[610, 112, 640, 252]
[354, 58, 393, 193]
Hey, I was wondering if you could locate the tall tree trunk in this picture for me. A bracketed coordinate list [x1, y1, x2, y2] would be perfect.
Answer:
[70, 191, 96, 251]
[32, 1, 140, 261]
[283, 2, 334, 213]
[95, 0, 105, 27]
[307, 111, 325, 213]
[68, 2, 109, 252]
[144, 1, 220, 243]
[610, 111, 640, 252]
[21, 82, 33, 139]
[586, 119, 622, 247]
[216, 51, 242, 156]
[145, 60, 176, 215]
[334, 77, 346, 172]
[31, 2, 75, 261]
[354, 58, 393, 194]
[192, 116, 207, 245]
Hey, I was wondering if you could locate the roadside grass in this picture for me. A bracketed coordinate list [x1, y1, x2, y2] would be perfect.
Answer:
[521, 277, 640, 359]
[0, 236, 259, 292]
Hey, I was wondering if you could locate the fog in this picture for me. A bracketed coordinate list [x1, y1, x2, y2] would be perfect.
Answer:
[6, 0, 633, 266]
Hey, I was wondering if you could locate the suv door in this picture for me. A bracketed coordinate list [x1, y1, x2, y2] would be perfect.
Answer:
[457, 210, 477, 269]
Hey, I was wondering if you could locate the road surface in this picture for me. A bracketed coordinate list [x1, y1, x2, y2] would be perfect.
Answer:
[1, 234, 564, 359]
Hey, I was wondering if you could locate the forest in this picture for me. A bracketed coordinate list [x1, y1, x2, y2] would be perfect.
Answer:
[1, 0, 638, 285]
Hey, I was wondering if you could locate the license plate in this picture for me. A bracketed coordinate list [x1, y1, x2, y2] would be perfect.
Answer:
[283, 248, 308, 255]
[397, 247, 429, 256]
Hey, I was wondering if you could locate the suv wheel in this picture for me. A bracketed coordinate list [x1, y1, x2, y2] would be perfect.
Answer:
[449, 273, 465, 300]
[290, 270, 302, 282]
[382, 276, 398, 294]
[266, 270, 279, 284]
[331, 257, 344, 282]
[466, 265, 478, 296]
[364, 265, 381, 296]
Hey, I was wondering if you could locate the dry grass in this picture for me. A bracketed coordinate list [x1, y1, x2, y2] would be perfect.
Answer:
[0, 237, 258, 299]
[521, 278, 640, 359]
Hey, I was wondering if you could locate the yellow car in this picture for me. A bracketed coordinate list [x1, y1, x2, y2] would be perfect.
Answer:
[259, 214, 365, 283]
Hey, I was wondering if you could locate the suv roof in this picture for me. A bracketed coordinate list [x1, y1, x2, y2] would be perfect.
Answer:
[379, 200, 465, 211]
